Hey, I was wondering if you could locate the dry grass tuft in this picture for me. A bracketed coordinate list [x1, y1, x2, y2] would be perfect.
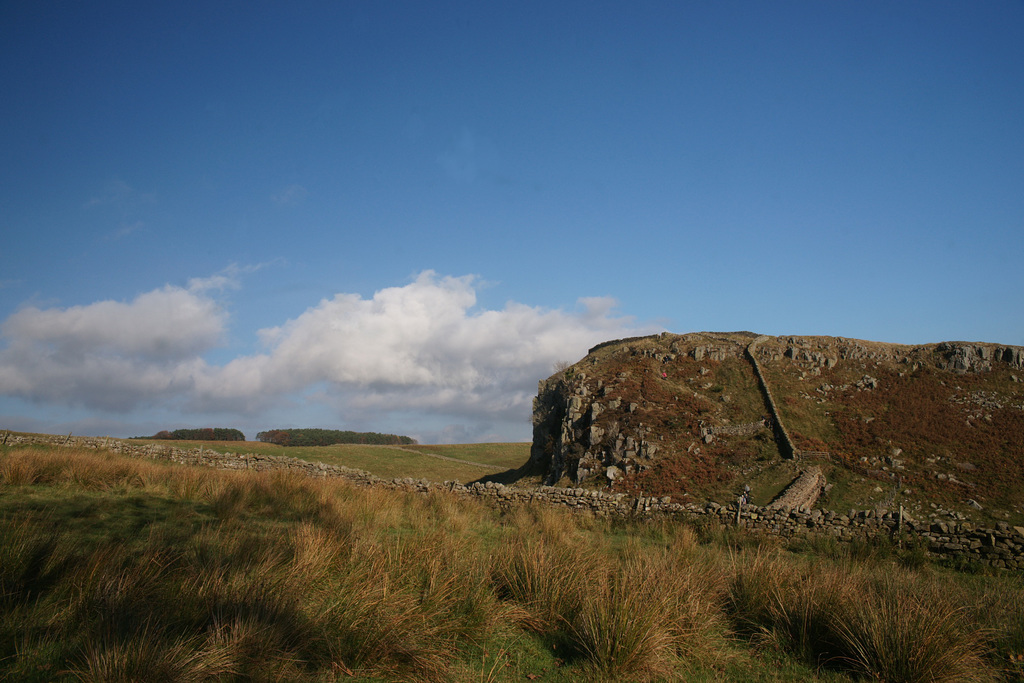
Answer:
[832, 572, 992, 683]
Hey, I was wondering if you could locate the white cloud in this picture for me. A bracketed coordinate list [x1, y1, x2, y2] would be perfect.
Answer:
[84, 179, 156, 218]
[83, 179, 157, 244]
[186, 265, 249, 294]
[0, 284, 225, 410]
[84, 179, 138, 209]
[1, 286, 225, 360]
[0, 270, 654, 437]
[194, 271, 651, 422]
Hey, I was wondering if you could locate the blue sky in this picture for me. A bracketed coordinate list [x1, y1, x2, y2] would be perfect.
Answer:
[2, 1, 1022, 443]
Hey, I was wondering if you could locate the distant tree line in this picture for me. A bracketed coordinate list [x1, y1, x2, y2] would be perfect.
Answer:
[255, 428, 417, 447]
[142, 428, 246, 441]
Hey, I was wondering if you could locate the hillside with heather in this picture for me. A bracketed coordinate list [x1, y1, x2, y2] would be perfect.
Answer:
[529, 332, 1024, 527]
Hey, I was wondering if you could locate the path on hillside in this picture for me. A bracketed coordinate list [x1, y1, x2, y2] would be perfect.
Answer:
[370, 445, 502, 471]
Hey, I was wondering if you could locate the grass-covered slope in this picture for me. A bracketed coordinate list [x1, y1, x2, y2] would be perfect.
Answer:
[3, 444, 1024, 682]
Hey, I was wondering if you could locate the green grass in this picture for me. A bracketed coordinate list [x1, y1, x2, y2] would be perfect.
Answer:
[744, 459, 802, 507]
[402, 442, 530, 470]
[760, 365, 843, 448]
[709, 357, 768, 423]
[131, 439, 530, 484]
[279, 444, 491, 482]
[2, 443, 1022, 682]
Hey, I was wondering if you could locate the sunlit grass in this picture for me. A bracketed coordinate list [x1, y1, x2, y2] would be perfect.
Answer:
[0, 444, 1018, 681]
[401, 442, 530, 470]
[128, 438, 527, 483]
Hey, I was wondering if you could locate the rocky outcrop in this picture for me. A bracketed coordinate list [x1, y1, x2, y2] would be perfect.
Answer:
[531, 333, 1024, 489]
[767, 337, 1024, 375]
[527, 330, 1024, 527]
[529, 369, 657, 486]
[937, 342, 1024, 374]
[531, 333, 767, 487]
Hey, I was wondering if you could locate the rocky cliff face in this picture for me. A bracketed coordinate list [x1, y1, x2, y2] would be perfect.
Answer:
[530, 367, 660, 486]
[529, 332, 758, 487]
[530, 332, 1024, 524]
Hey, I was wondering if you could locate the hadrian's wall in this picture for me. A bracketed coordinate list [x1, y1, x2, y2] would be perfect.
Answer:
[4, 432, 1024, 571]
[746, 336, 797, 459]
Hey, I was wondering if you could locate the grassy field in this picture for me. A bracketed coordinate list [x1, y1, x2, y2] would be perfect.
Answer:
[3, 443, 1023, 682]
[402, 443, 530, 470]
[130, 439, 531, 484]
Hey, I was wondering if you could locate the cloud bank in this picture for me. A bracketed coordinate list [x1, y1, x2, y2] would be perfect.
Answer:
[0, 271, 652, 439]
[0, 279, 226, 411]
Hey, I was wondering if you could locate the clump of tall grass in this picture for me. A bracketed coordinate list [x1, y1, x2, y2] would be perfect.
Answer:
[726, 549, 995, 681]
[0, 516, 77, 620]
[567, 558, 676, 679]
[727, 549, 849, 666]
[964, 575, 1024, 679]
[490, 525, 725, 679]
[0, 447, 507, 681]
[832, 572, 991, 683]
[566, 543, 726, 680]
[72, 625, 237, 683]
[293, 540, 442, 679]
[0, 449, 42, 485]
[61, 516, 473, 681]
[1, 446, 203, 499]
[503, 500, 595, 545]
[489, 536, 588, 635]
[202, 468, 331, 523]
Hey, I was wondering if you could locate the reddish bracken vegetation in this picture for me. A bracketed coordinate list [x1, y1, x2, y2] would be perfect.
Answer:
[827, 367, 1024, 507]
[613, 449, 733, 500]
[790, 432, 829, 452]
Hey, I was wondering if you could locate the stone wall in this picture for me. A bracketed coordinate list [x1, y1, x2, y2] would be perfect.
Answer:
[746, 336, 797, 459]
[4, 431, 1023, 570]
[766, 466, 827, 511]
[704, 421, 767, 438]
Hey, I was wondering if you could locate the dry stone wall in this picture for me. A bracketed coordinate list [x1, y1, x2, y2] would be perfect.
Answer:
[704, 421, 767, 438]
[766, 466, 828, 511]
[5, 431, 1024, 570]
[746, 336, 797, 459]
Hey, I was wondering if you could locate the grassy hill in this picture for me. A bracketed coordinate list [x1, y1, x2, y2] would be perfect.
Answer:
[528, 332, 1024, 527]
[2, 442, 1023, 681]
